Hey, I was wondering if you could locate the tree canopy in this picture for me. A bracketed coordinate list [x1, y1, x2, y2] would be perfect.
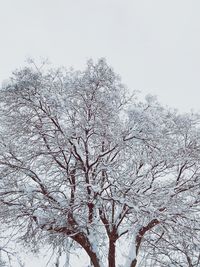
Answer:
[0, 59, 199, 267]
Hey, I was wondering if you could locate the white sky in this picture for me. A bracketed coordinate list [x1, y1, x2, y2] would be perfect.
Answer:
[1, 0, 200, 112]
[1, 0, 200, 265]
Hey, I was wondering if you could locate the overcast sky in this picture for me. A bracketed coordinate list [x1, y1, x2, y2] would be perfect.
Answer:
[1, 0, 200, 265]
[1, 0, 200, 112]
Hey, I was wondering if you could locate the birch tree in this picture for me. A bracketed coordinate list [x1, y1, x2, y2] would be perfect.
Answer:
[0, 59, 199, 267]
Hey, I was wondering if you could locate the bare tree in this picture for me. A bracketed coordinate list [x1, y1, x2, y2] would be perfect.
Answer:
[0, 59, 199, 267]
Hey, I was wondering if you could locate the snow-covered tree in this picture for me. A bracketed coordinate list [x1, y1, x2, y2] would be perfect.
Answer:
[0, 59, 199, 267]
[0, 251, 6, 267]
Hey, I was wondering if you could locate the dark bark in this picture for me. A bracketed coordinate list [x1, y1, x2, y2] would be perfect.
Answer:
[83, 246, 101, 267]
[108, 239, 116, 267]
[108, 229, 118, 267]
[72, 233, 101, 267]
[130, 259, 137, 267]
[186, 255, 193, 267]
[129, 219, 160, 267]
[48, 225, 101, 267]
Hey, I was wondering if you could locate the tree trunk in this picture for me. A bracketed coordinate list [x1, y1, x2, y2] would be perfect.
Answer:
[130, 259, 137, 267]
[84, 247, 101, 267]
[108, 239, 116, 267]
[72, 233, 101, 267]
[128, 219, 159, 267]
